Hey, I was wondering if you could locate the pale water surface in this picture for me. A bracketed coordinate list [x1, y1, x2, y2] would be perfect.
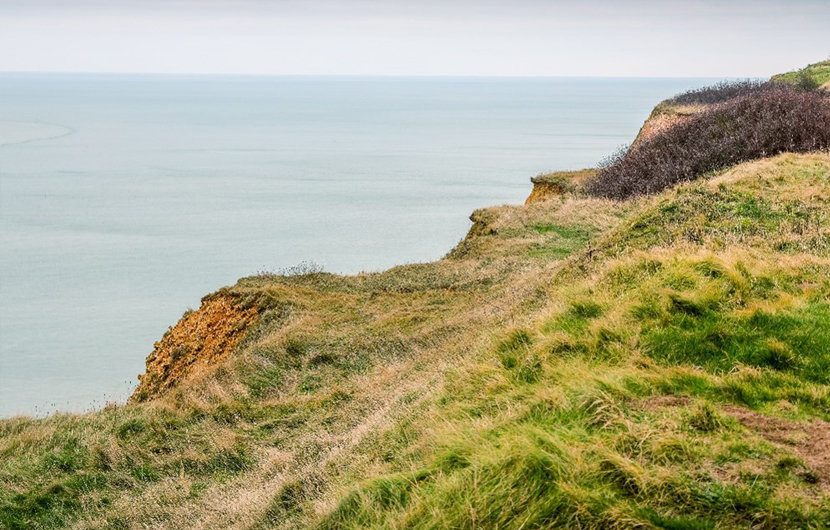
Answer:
[0, 74, 716, 417]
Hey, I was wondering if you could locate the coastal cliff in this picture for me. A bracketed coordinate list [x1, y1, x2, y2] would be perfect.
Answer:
[131, 295, 260, 402]
[524, 169, 595, 204]
[129, 58, 830, 400]
[3, 60, 830, 530]
[631, 101, 702, 146]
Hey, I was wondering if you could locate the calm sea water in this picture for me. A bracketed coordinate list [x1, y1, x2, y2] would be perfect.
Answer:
[0, 74, 716, 417]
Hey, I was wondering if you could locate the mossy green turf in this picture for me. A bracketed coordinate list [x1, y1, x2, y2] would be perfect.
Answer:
[2, 153, 830, 529]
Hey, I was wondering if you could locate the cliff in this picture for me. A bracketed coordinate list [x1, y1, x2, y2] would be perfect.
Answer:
[131, 294, 260, 402]
[624, 59, 830, 155]
[630, 101, 703, 146]
[524, 169, 595, 204]
[2, 62, 830, 530]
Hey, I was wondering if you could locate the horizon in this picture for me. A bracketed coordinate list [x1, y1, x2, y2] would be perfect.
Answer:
[1, 0, 827, 78]
[0, 71, 733, 79]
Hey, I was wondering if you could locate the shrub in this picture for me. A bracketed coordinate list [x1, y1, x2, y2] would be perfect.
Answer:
[794, 70, 821, 91]
[586, 86, 830, 199]
[254, 260, 324, 279]
[668, 79, 776, 106]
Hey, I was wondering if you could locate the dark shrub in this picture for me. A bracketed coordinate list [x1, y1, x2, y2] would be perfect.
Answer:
[668, 79, 776, 106]
[586, 86, 830, 199]
[795, 70, 821, 91]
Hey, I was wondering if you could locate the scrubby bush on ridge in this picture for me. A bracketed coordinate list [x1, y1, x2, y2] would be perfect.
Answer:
[587, 85, 830, 199]
[668, 79, 776, 106]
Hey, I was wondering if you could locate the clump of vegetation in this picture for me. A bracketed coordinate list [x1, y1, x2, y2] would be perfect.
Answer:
[668, 79, 776, 105]
[586, 86, 830, 199]
[255, 260, 325, 279]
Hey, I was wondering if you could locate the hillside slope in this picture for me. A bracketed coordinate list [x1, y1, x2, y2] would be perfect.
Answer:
[3, 152, 828, 529]
[772, 60, 830, 90]
[2, 71, 830, 529]
[319, 152, 830, 529]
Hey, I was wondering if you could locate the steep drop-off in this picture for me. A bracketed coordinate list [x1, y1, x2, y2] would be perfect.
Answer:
[132, 295, 260, 402]
[631, 102, 702, 147]
[524, 169, 595, 204]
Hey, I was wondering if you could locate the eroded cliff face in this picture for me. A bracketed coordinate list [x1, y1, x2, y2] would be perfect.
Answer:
[524, 169, 595, 204]
[631, 102, 703, 147]
[522, 102, 702, 206]
[525, 177, 568, 204]
[131, 294, 259, 402]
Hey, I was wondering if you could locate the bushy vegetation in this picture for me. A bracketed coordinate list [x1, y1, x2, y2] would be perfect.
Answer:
[668, 79, 775, 106]
[254, 260, 325, 279]
[587, 86, 830, 199]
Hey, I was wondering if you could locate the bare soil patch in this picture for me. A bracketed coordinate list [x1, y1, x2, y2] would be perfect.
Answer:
[723, 405, 830, 486]
[639, 395, 691, 410]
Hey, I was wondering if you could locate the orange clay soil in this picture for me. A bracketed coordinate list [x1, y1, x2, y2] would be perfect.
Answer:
[131, 295, 259, 402]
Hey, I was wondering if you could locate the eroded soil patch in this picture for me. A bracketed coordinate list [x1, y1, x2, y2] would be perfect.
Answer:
[723, 405, 830, 487]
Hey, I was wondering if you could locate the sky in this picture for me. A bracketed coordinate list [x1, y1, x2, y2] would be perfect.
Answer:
[0, 0, 827, 77]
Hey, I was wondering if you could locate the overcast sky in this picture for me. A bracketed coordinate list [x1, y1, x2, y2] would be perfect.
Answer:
[1, 0, 827, 77]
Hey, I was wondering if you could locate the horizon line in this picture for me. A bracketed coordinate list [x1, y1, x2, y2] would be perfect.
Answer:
[0, 70, 755, 80]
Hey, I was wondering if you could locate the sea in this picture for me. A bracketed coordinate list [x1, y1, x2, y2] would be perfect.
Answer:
[0, 74, 717, 417]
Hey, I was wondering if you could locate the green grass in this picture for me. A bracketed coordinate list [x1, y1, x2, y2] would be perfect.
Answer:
[527, 223, 594, 259]
[0, 406, 260, 529]
[317, 155, 830, 529]
[772, 60, 830, 89]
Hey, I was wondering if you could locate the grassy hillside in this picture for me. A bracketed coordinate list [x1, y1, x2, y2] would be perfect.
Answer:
[0, 183, 630, 529]
[320, 152, 830, 529]
[772, 60, 830, 90]
[2, 70, 830, 529]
